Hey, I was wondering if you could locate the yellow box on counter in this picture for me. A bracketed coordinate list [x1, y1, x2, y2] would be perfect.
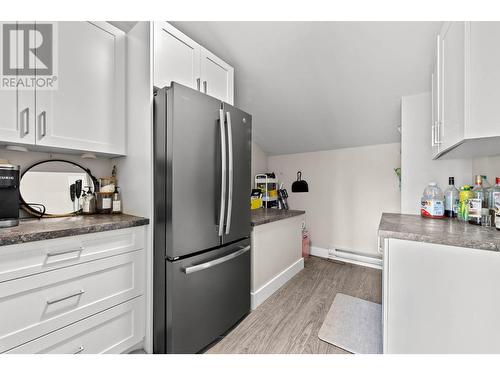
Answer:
[251, 197, 262, 210]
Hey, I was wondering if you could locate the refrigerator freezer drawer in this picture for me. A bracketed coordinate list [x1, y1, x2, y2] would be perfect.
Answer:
[166, 238, 250, 353]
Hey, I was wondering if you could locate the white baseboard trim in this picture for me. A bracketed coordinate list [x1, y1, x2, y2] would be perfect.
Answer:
[310, 246, 382, 270]
[251, 257, 304, 310]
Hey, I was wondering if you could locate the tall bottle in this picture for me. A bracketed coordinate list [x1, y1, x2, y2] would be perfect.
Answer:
[468, 175, 486, 225]
[492, 177, 500, 230]
[482, 175, 492, 208]
[444, 177, 459, 218]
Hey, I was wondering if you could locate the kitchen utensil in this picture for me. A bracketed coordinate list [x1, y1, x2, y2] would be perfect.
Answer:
[292, 171, 309, 193]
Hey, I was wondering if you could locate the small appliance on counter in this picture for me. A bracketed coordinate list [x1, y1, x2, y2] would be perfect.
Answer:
[255, 173, 278, 208]
[0, 162, 20, 228]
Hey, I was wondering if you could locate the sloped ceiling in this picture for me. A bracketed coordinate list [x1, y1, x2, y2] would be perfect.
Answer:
[171, 21, 442, 155]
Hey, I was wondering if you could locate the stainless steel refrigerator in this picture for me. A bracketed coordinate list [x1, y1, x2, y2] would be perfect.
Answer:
[153, 83, 252, 354]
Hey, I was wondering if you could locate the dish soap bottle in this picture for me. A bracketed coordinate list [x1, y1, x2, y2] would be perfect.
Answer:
[112, 186, 122, 214]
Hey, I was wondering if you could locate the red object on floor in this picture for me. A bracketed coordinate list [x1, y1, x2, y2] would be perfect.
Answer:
[302, 230, 310, 258]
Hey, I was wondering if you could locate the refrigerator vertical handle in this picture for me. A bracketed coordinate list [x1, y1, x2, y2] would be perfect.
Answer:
[218, 109, 227, 237]
[225, 111, 233, 235]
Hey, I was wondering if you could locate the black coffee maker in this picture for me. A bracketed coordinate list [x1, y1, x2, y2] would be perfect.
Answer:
[0, 163, 20, 228]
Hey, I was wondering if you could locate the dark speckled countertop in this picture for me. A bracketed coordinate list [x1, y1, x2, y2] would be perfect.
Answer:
[251, 208, 305, 226]
[0, 214, 149, 247]
[379, 212, 500, 251]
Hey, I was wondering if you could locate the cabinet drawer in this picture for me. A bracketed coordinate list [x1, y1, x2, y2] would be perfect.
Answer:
[0, 226, 144, 283]
[7, 296, 145, 354]
[0, 250, 144, 353]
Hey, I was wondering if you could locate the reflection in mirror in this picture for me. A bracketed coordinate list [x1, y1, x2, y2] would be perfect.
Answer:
[20, 160, 96, 217]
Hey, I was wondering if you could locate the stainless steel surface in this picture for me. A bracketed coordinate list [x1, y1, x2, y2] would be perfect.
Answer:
[225, 111, 233, 235]
[46, 289, 85, 305]
[46, 246, 84, 257]
[218, 109, 227, 237]
[166, 238, 251, 353]
[39, 111, 47, 137]
[21, 108, 29, 136]
[184, 245, 250, 274]
[0, 164, 20, 170]
[73, 346, 84, 354]
[0, 219, 19, 228]
[221, 102, 252, 244]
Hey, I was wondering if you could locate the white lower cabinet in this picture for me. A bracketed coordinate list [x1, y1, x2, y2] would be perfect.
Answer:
[383, 238, 500, 353]
[0, 227, 146, 354]
[6, 297, 144, 354]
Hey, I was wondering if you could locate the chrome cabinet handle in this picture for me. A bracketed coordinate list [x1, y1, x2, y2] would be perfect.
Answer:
[218, 109, 227, 237]
[225, 111, 233, 235]
[46, 246, 84, 257]
[20, 107, 29, 136]
[38, 110, 47, 138]
[196, 78, 201, 91]
[73, 346, 84, 354]
[184, 245, 250, 274]
[46, 289, 85, 305]
[203, 81, 207, 94]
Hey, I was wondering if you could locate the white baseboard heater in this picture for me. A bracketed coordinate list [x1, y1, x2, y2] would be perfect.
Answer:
[310, 246, 383, 270]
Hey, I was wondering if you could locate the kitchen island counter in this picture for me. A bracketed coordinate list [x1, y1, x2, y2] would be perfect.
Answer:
[251, 208, 306, 226]
[378, 212, 500, 252]
[0, 214, 149, 247]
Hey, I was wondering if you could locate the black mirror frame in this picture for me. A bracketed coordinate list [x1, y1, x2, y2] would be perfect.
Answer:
[19, 159, 99, 218]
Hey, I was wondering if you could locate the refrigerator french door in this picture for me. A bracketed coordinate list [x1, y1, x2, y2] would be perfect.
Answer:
[153, 83, 252, 354]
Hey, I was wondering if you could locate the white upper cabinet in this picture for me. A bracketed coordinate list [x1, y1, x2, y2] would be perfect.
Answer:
[200, 47, 234, 104]
[35, 22, 126, 155]
[153, 22, 234, 104]
[434, 21, 500, 159]
[154, 22, 201, 90]
[0, 21, 126, 156]
[431, 35, 441, 158]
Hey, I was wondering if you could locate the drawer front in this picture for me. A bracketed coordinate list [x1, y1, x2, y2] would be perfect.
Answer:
[7, 296, 145, 354]
[0, 226, 145, 283]
[0, 250, 144, 353]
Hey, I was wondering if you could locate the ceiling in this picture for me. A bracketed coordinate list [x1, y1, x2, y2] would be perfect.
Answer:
[172, 22, 441, 155]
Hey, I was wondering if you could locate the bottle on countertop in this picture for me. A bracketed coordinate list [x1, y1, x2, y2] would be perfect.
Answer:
[482, 175, 492, 208]
[468, 175, 486, 225]
[112, 186, 122, 214]
[444, 177, 459, 218]
[82, 186, 96, 214]
[492, 177, 500, 230]
[459, 185, 473, 221]
[421, 182, 445, 219]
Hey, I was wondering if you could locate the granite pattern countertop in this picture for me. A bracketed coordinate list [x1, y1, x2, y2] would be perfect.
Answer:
[0, 214, 149, 247]
[379, 213, 500, 251]
[251, 208, 305, 226]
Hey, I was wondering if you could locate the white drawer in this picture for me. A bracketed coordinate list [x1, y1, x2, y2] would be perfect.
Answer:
[6, 296, 145, 354]
[0, 249, 144, 353]
[0, 226, 145, 283]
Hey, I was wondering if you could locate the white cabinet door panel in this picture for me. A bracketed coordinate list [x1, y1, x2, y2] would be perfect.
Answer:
[7, 296, 144, 354]
[441, 22, 465, 152]
[385, 238, 500, 353]
[35, 22, 125, 155]
[200, 47, 234, 104]
[154, 22, 200, 90]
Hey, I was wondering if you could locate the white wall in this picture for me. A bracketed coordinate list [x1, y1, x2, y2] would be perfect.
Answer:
[251, 140, 268, 184]
[473, 155, 500, 185]
[268, 142, 401, 258]
[401, 93, 473, 214]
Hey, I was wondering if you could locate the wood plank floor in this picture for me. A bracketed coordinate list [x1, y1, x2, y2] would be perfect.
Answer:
[206, 256, 382, 354]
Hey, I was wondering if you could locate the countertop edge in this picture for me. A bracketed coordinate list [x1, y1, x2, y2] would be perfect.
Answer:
[0, 216, 150, 247]
[251, 209, 306, 227]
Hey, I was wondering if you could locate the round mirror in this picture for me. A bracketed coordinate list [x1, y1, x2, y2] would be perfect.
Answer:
[20, 160, 97, 217]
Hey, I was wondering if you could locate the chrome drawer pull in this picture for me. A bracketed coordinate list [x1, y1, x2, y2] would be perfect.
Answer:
[46, 289, 85, 305]
[184, 245, 250, 274]
[73, 346, 84, 354]
[46, 246, 84, 257]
